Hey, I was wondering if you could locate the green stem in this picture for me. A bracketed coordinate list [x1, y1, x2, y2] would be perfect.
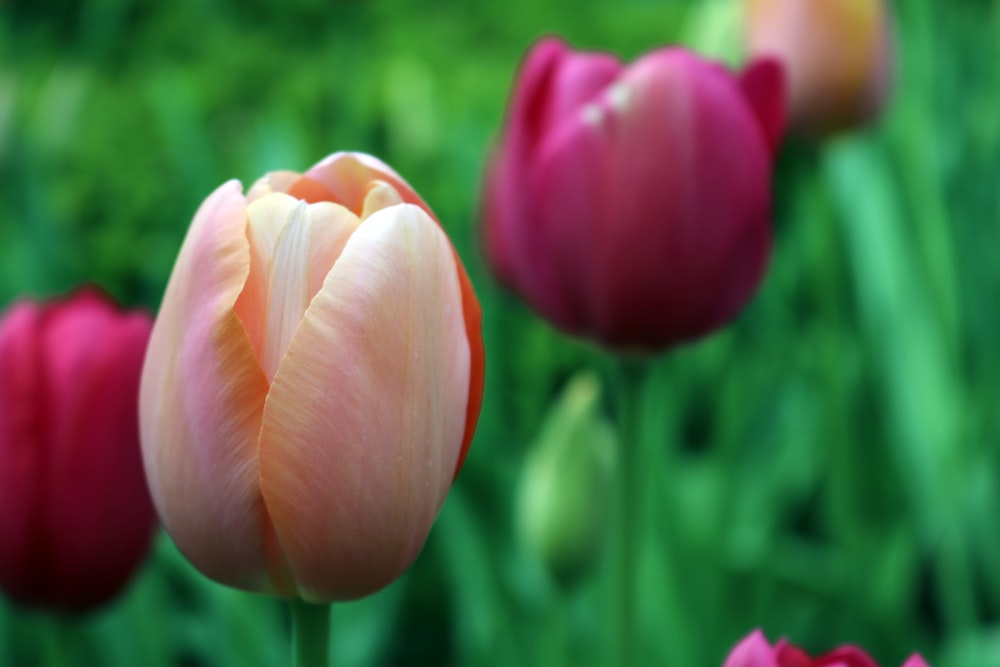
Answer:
[290, 599, 330, 667]
[39, 615, 74, 667]
[612, 359, 647, 667]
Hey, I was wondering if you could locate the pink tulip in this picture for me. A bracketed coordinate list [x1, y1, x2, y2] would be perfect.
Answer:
[724, 630, 930, 667]
[0, 289, 155, 612]
[744, 0, 893, 137]
[140, 152, 485, 601]
[483, 38, 784, 352]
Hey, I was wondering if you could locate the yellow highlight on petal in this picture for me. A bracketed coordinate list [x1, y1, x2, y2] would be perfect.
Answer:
[361, 181, 405, 220]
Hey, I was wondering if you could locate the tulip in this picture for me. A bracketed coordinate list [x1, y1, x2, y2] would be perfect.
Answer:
[744, 0, 893, 137]
[483, 38, 783, 352]
[515, 372, 615, 587]
[724, 630, 930, 667]
[140, 152, 484, 602]
[0, 289, 155, 612]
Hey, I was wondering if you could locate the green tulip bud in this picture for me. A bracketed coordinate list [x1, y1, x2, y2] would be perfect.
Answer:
[515, 372, 616, 588]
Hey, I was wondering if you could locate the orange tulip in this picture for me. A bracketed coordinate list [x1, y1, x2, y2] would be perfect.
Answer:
[139, 152, 484, 601]
[744, 0, 892, 137]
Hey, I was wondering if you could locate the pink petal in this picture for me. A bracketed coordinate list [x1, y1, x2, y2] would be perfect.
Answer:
[140, 181, 274, 592]
[258, 203, 470, 601]
[725, 630, 780, 667]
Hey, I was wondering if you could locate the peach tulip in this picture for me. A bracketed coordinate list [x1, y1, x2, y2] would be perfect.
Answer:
[140, 152, 484, 601]
[744, 0, 893, 137]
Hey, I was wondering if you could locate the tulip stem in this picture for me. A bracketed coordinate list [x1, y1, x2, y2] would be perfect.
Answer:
[290, 599, 330, 667]
[39, 616, 74, 667]
[612, 359, 647, 667]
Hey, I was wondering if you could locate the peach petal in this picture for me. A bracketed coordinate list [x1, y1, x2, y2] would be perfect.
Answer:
[246, 171, 303, 203]
[304, 152, 433, 219]
[309, 152, 483, 478]
[139, 180, 272, 591]
[360, 181, 405, 220]
[258, 203, 470, 601]
[239, 193, 359, 381]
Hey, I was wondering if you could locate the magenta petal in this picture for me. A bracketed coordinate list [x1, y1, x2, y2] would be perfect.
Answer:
[40, 292, 155, 611]
[0, 291, 155, 612]
[484, 38, 621, 286]
[0, 302, 46, 606]
[814, 646, 880, 667]
[739, 56, 787, 155]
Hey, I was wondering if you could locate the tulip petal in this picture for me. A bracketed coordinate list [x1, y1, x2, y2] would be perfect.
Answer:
[238, 193, 360, 381]
[725, 630, 779, 667]
[304, 152, 432, 218]
[0, 302, 46, 604]
[451, 245, 484, 478]
[484, 38, 622, 328]
[139, 180, 273, 591]
[246, 171, 302, 203]
[901, 656, 930, 667]
[41, 292, 155, 610]
[811, 646, 879, 667]
[739, 56, 787, 155]
[307, 152, 483, 478]
[537, 40, 622, 140]
[258, 203, 470, 601]
[484, 38, 569, 294]
[360, 181, 405, 220]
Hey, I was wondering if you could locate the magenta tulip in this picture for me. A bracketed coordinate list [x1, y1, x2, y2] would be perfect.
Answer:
[0, 289, 155, 612]
[724, 630, 930, 667]
[140, 152, 484, 602]
[484, 38, 784, 352]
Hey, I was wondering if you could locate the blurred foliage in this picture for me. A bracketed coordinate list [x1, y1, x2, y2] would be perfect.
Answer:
[1, 0, 1000, 665]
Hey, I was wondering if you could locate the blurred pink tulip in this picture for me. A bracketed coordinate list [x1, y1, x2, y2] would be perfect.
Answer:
[483, 38, 784, 352]
[140, 152, 484, 602]
[725, 630, 930, 667]
[0, 289, 155, 612]
[744, 0, 893, 137]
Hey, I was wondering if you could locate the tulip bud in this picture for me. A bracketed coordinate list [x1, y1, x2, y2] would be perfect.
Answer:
[483, 38, 783, 352]
[515, 372, 615, 587]
[744, 0, 893, 138]
[724, 630, 930, 667]
[0, 289, 155, 612]
[140, 152, 485, 602]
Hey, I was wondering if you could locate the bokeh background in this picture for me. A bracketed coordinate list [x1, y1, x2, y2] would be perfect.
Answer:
[1, 0, 1000, 665]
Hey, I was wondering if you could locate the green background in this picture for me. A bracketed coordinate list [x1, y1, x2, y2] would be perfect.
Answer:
[1, 0, 999, 664]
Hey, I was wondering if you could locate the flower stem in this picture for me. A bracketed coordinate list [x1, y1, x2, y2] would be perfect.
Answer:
[290, 599, 330, 667]
[39, 616, 73, 667]
[613, 358, 647, 667]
